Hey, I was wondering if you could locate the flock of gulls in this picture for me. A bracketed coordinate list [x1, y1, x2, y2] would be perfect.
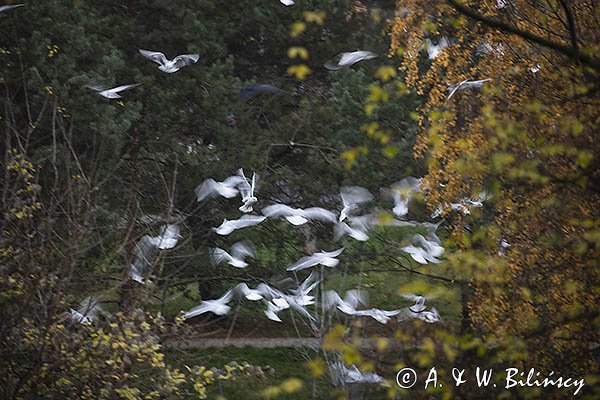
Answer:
[4, 1, 506, 387]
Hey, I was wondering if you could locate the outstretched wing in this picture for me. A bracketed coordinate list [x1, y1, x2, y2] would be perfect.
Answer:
[138, 49, 168, 66]
[172, 54, 200, 69]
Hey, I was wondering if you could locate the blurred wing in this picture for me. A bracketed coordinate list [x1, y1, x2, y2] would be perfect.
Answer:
[303, 207, 337, 223]
[138, 49, 167, 66]
[231, 241, 255, 259]
[172, 54, 199, 68]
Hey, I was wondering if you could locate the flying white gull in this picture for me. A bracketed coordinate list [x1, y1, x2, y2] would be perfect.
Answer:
[289, 271, 320, 306]
[398, 307, 441, 323]
[334, 220, 369, 242]
[195, 175, 245, 201]
[129, 224, 182, 283]
[353, 307, 402, 324]
[339, 186, 373, 222]
[184, 289, 235, 318]
[233, 283, 265, 301]
[210, 240, 255, 268]
[324, 289, 368, 315]
[237, 168, 258, 213]
[138, 49, 199, 73]
[446, 79, 490, 100]
[401, 294, 432, 313]
[0, 3, 24, 13]
[287, 247, 345, 271]
[425, 36, 450, 60]
[498, 238, 511, 256]
[280, 0, 294, 5]
[262, 204, 336, 226]
[155, 224, 182, 249]
[87, 83, 140, 99]
[330, 361, 384, 385]
[401, 234, 444, 264]
[213, 215, 266, 235]
[70, 297, 103, 324]
[324, 51, 377, 70]
[386, 177, 422, 218]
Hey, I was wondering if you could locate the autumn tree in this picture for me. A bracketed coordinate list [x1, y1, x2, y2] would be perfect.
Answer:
[387, 0, 600, 390]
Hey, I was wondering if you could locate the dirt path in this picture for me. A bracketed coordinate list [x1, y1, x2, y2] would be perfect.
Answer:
[164, 337, 322, 349]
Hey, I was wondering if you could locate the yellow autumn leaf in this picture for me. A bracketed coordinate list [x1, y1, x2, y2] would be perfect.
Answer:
[287, 64, 311, 80]
[287, 46, 309, 60]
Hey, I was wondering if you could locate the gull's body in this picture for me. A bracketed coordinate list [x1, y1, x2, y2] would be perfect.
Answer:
[138, 49, 199, 73]
[446, 79, 490, 100]
[325, 51, 377, 70]
[387, 177, 421, 218]
[88, 83, 140, 99]
[237, 168, 258, 213]
[498, 238, 511, 256]
[210, 240, 255, 268]
[262, 204, 336, 226]
[289, 271, 320, 306]
[339, 186, 373, 222]
[401, 234, 444, 264]
[287, 248, 345, 271]
[331, 361, 383, 385]
[425, 36, 449, 60]
[184, 290, 234, 318]
[324, 289, 368, 316]
[398, 307, 441, 323]
[213, 215, 266, 235]
[401, 294, 430, 313]
[129, 224, 182, 283]
[334, 221, 369, 242]
[195, 175, 245, 201]
[234, 283, 264, 301]
[354, 307, 401, 324]
[70, 297, 103, 324]
[155, 224, 182, 249]
[280, 0, 294, 5]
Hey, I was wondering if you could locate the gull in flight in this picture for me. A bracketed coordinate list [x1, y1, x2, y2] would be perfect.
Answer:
[324, 289, 368, 315]
[0, 3, 24, 13]
[70, 297, 103, 324]
[287, 248, 345, 271]
[398, 306, 441, 323]
[210, 240, 255, 268]
[213, 215, 266, 235]
[446, 79, 490, 100]
[334, 220, 369, 242]
[498, 238, 511, 256]
[87, 83, 141, 99]
[129, 224, 182, 283]
[184, 289, 235, 318]
[353, 307, 402, 324]
[401, 294, 432, 313]
[238, 84, 284, 101]
[339, 186, 373, 222]
[330, 361, 383, 385]
[262, 204, 336, 226]
[425, 36, 450, 60]
[195, 175, 245, 201]
[289, 271, 320, 306]
[324, 51, 377, 70]
[138, 49, 199, 73]
[237, 168, 258, 213]
[401, 234, 444, 264]
[233, 283, 265, 301]
[386, 177, 422, 218]
[280, 0, 294, 6]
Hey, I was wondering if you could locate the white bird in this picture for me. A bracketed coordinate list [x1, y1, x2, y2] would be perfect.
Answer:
[498, 238, 511, 256]
[401, 294, 431, 313]
[387, 177, 421, 218]
[330, 361, 384, 385]
[398, 307, 441, 323]
[324, 51, 377, 70]
[446, 79, 490, 100]
[155, 224, 182, 250]
[138, 49, 199, 73]
[233, 283, 265, 301]
[339, 186, 373, 222]
[87, 83, 140, 99]
[237, 168, 258, 213]
[210, 241, 255, 268]
[289, 271, 320, 306]
[354, 308, 401, 324]
[280, 0, 294, 5]
[334, 221, 369, 242]
[195, 175, 245, 201]
[213, 215, 266, 235]
[324, 289, 368, 315]
[425, 36, 450, 60]
[287, 248, 345, 271]
[401, 234, 444, 264]
[262, 204, 336, 226]
[184, 289, 235, 318]
[0, 3, 24, 13]
[70, 297, 103, 324]
[264, 299, 289, 322]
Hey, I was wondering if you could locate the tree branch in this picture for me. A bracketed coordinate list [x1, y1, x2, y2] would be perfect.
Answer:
[445, 0, 600, 71]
